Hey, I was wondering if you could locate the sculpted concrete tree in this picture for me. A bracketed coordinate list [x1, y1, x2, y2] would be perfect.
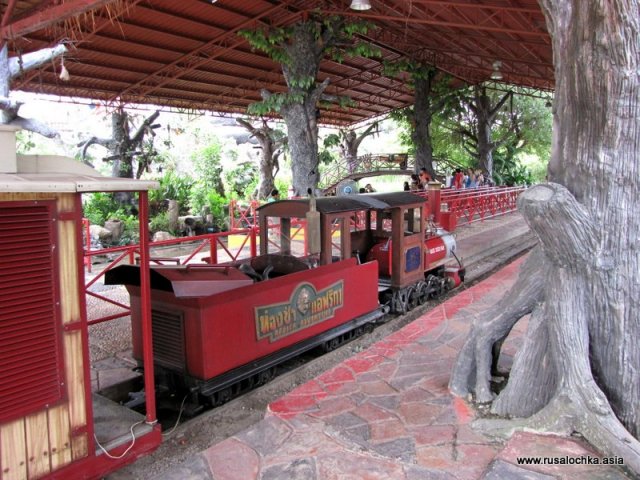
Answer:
[236, 118, 286, 200]
[387, 62, 453, 180]
[78, 108, 160, 179]
[240, 15, 379, 196]
[325, 122, 378, 173]
[449, 1, 640, 475]
[454, 85, 512, 178]
[0, 43, 66, 137]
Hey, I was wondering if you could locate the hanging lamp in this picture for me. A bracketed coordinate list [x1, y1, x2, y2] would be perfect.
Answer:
[350, 0, 372, 10]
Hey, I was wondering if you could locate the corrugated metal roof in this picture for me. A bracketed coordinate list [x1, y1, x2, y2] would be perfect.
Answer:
[2, 0, 553, 126]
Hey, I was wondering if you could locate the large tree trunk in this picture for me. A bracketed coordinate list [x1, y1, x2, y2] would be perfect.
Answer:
[79, 109, 160, 179]
[236, 118, 283, 199]
[412, 75, 436, 179]
[471, 87, 511, 177]
[475, 92, 494, 175]
[449, 1, 640, 475]
[111, 109, 132, 178]
[282, 101, 319, 197]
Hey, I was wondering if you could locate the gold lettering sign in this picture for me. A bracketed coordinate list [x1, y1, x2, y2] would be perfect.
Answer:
[254, 281, 344, 342]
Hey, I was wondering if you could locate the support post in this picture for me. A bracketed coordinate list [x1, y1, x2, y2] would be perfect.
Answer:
[138, 190, 157, 425]
[428, 181, 442, 225]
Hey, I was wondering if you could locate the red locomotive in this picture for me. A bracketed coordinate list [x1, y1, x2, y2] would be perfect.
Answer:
[106, 192, 464, 408]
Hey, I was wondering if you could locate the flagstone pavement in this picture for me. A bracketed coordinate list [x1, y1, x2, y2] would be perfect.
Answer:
[160, 256, 633, 480]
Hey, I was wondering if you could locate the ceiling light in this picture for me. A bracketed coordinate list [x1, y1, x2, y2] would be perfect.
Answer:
[490, 60, 503, 81]
[350, 0, 371, 10]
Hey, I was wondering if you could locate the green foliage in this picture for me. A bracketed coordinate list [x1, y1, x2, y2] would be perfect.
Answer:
[323, 133, 341, 149]
[224, 162, 256, 198]
[206, 191, 228, 229]
[15, 131, 36, 153]
[114, 214, 140, 245]
[190, 138, 226, 197]
[247, 92, 305, 116]
[82, 192, 122, 225]
[82, 192, 140, 244]
[238, 29, 291, 65]
[148, 170, 194, 215]
[274, 177, 291, 199]
[492, 151, 534, 186]
[240, 16, 379, 116]
[149, 211, 174, 234]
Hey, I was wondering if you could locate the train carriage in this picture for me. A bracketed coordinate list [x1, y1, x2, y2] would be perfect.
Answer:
[108, 192, 464, 408]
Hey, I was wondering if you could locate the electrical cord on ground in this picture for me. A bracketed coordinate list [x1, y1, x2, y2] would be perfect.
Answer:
[162, 394, 189, 438]
[94, 420, 144, 460]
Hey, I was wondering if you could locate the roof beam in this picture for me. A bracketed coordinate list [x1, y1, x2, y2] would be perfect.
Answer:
[400, 1, 542, 15]
[110, 2, 299, 103]
[322, 10, 549, 38]
[1, 0, 118, 40]
[0, 0, 18, 49]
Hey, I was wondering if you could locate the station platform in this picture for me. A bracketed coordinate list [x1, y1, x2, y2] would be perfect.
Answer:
[144, 217, 630, 479]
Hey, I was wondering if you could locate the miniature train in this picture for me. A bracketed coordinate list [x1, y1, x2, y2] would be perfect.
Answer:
[106, 192, 464, 409]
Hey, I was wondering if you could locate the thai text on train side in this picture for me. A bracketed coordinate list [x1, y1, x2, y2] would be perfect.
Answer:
[255, 281, 344, 342]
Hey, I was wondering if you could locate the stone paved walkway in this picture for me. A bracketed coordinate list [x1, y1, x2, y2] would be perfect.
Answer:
[161, 256, 632, 480]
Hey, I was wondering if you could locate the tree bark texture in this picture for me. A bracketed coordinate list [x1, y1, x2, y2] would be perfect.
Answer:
[412, 74, 437, 179]
[1, 44, 65, 136]
[540, 0, 640, 440]
[450, 1, 640, 473]
[277, 21, 328, 197]
[283, 100, 319, 196]
[236, 118, 284, 199]
[468, 87, 511, 177]
[79, 109, 160, 179]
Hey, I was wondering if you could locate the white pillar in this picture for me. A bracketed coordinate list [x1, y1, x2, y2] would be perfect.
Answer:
[0, 124, 20, 173]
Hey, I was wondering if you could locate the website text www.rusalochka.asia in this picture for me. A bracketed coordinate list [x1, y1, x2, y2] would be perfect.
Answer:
[516, 455, 624, 466]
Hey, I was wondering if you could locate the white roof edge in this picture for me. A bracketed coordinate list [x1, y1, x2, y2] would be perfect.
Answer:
[0, 155, 159, 193]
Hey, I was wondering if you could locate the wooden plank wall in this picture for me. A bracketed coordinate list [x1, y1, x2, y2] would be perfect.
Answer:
[0, 193, 89, 480]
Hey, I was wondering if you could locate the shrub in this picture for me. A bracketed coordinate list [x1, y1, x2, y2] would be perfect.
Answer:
[82, 192, 122, 225]
[148, 170, 194, 216]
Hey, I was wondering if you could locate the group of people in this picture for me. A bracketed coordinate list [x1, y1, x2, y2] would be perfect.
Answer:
[446, 168, 491, 189]
[401, 167, 492, 191]
[358, 183, 376, 194]
[403, 168, 432, 192]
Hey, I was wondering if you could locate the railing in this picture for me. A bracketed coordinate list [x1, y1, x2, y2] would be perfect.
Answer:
[442, 186, 525, 225]
[228, 200, 260, 230]
[413, 186, 525, 226]
[320, 153, 415, 192]
[85, 228, 258, 325]
[84, 185, 525, 325]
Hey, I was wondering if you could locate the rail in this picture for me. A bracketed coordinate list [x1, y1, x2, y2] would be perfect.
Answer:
[228, 200, 260, 230]
[85, 228, 258, 325]
[411, 186, 525, 226]
[442, 186, 525, 225]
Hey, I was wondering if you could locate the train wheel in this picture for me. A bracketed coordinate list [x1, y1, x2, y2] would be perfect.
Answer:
[426, 275, 440, 299]
[395, 287, 414, 313]
[256, 368, 275, 386]
[408, 285, 422, 310]
[414, 281, 429, 305]
[323, 336, 342, 352]
[211, 387, 232, 407]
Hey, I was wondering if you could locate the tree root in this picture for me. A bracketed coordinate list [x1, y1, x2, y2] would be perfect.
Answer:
[475, 392, 640, 475]
[449, 247, 545, 403]
[456, 183, 640, 478]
